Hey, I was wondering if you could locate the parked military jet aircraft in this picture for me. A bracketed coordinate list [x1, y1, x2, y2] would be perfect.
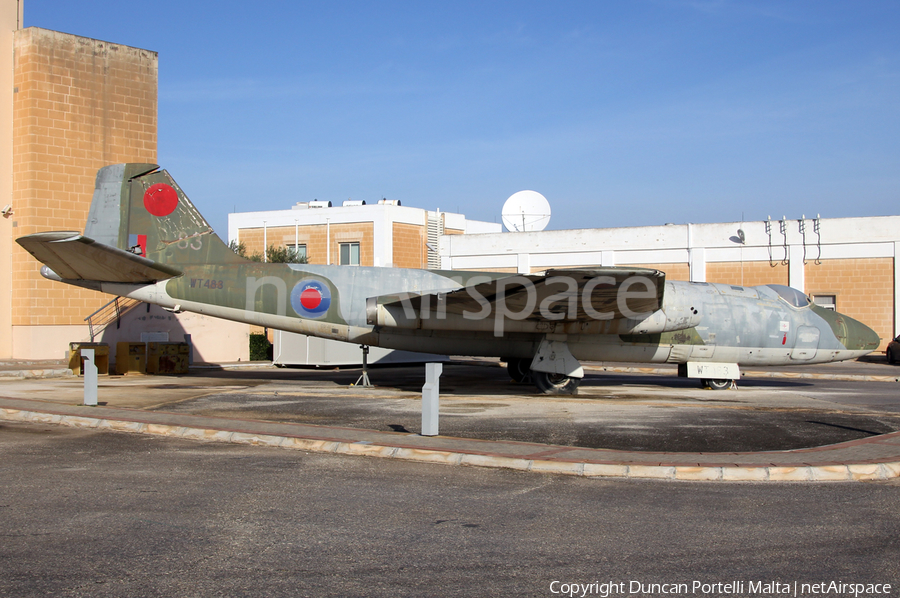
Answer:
[17, 164, 881, 394]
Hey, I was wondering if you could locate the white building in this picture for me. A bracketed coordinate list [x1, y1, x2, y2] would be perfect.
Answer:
[439, 215, 900, 350]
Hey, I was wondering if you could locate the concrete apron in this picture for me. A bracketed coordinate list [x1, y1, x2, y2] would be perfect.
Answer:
[2, 398, 900, 483]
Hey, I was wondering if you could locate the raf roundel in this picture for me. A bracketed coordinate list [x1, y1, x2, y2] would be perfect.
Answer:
[143, 183, 179, 217]
[290, 279, 332, 319]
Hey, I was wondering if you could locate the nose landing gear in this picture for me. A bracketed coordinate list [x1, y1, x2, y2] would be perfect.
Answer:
[678, 362, 740, 390]
[701, 378, 735, 390]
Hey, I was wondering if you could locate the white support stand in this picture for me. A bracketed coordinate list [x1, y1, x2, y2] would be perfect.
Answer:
[82, 348, 98, 406]
[421, 362, 442, 436]
[354, 345, 374, 388]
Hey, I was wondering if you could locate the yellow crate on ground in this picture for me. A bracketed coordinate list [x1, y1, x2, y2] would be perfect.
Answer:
[67, 342, 110, 376]
[115, 342, 147, 375]
[146, 342, 189, 374]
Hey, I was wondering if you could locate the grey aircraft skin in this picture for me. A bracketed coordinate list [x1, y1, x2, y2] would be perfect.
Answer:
[17, 164, 881, 394]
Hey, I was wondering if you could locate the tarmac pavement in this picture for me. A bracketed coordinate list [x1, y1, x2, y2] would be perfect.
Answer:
[4, 422, 899, 597]
[2, 358, 900, 482]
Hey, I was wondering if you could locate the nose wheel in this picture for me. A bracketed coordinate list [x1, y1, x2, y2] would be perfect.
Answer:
[702, 378, 735, 390]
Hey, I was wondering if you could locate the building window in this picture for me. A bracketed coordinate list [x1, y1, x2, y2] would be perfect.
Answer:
[340, 242, 360, 266]
[813, 295, 836, 311]
[289, 244, 307, 261]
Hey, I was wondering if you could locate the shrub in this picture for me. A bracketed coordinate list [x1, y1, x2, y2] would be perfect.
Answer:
[249, 333, 273, 361]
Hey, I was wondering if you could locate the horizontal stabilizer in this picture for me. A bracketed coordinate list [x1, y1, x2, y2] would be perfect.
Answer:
[16, 232, 182, 283]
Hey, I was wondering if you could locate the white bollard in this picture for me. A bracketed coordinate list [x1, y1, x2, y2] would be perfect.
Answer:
[82, 348, 98, 406]
[421, 362, 442, 436]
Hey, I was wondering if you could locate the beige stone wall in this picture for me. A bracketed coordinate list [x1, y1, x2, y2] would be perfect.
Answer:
[627, 262, 691, 282]
[0, 198, 11, 359]
[469, 267, 517, 273]
[240, 222, 375, 266]
[12, 324, 89, 360]
[94, 307, 250, 364]
[706, 260, 789, 287]
[236, 227, 266, 259]
[527, 263, 691, 280]
[240, 224, 318, 263]
[0, 2, 24, 358]
[8, 28, 157, 356]
[805, 258, 894, 351]
[392, 222, 425, 268]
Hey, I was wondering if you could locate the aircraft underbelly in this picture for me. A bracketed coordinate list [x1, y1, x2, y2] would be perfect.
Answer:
[690, 343, 715, 359]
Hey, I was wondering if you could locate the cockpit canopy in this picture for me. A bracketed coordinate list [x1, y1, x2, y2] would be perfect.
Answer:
[766, 284, 809, 308]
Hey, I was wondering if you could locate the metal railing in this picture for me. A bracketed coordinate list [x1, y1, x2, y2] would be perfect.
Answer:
[85, 297, 142, 341]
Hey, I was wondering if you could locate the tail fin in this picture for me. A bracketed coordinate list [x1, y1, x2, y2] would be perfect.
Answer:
[84, 163, 244, 265]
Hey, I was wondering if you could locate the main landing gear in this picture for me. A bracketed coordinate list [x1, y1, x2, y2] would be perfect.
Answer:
[506, 357, 581, 395]
[533, 371, 582, 394]
[506, 357, 532, 384]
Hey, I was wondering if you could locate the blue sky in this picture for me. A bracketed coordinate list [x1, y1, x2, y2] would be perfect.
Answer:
[26, 1, 900, 237]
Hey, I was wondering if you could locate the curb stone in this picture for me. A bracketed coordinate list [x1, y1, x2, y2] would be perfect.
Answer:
[4, 406, 899, 483]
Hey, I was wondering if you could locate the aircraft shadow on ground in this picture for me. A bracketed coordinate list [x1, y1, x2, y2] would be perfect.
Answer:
[182, 363, 815, 394]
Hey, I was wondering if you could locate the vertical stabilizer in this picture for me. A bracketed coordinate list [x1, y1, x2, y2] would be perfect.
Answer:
[85, 163, 157, 249]
[84, 163, 244, 266]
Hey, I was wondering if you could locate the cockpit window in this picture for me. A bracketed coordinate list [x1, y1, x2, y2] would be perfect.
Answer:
[767, 284, 809, 308]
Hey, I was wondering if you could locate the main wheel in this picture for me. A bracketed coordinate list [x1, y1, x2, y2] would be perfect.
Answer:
[533, 371, 581, 395]
[507, 357, 532, 384]
[888, 348, 897, 365]
[702, 378, 733, 390]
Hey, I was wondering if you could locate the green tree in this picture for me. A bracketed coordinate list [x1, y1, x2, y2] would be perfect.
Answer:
[265, 245, 309, 264]
[228, 239, 263, 262]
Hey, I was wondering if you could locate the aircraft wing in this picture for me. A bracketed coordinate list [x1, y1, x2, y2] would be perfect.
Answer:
[372, 268, 665, 322]
[16, 232, 182, 283]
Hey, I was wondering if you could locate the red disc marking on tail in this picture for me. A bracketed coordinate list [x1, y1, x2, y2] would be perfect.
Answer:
[300, 287, 322, 309]
[143, 183, 179, 217]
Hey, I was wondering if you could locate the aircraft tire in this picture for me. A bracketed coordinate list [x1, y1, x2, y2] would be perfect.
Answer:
[507, 358, 533, 384]
[888, 348, 897, 365]
[533, 371, 580, 395]
[702, 378, 733, 390]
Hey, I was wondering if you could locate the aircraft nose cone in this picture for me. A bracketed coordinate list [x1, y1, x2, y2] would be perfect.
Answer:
[812, 304, 881, 353]
[845, 316, 881, 352]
